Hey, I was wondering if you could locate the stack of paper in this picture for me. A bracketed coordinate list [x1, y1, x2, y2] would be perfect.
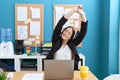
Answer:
[22, 73, 43, 80]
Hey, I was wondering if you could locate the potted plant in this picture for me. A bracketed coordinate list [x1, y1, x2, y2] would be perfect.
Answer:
[0, 72, 6, 80]
[0, 69, 6, 80]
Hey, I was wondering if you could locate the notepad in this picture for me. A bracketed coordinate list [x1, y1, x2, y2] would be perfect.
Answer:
[22, 73, 43, 80]
[7, 72, 14, 79]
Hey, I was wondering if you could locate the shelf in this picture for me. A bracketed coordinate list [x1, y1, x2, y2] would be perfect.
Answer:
[41, 46, 51, 55]
[0, 54, 46, 71]
[0, 53, 85, 71]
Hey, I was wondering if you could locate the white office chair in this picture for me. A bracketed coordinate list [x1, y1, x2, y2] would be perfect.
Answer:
[78, 53, 85, 70]
[104, 74, 120, 80]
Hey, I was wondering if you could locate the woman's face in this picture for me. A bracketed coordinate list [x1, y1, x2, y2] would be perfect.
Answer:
[61, 28, 73, 41]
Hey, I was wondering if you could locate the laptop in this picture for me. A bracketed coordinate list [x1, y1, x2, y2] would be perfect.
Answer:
[44, 60, 74, 80]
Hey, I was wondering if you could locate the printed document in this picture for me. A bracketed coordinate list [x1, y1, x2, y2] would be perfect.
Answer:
[22, 73, 43, 80]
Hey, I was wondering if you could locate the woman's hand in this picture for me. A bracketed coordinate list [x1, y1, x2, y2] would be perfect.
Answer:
[64, 6, 80, 19]
[77, 5, 87, 22]
[73, 5, 83, 13]
[64, 5, 87, 22]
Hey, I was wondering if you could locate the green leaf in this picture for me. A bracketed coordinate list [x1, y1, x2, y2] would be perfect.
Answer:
[0, 72, 6, 80]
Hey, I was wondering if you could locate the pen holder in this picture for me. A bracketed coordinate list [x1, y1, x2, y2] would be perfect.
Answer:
[26, 47, 31, 56]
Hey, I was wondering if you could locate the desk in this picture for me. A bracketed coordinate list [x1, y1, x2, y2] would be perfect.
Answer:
[8, 71, 98, 80]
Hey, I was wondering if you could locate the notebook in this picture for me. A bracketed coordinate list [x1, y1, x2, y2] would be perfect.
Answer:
[44, 60, 74, 80]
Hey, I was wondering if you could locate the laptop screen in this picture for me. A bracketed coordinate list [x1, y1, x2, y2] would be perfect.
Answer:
[44, 60, 74, 80]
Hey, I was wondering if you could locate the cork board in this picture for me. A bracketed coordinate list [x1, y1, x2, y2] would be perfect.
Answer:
[15, 4, 44, 46]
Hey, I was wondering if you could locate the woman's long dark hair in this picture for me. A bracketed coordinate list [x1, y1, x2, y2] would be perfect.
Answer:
[61, 26, 75, 41]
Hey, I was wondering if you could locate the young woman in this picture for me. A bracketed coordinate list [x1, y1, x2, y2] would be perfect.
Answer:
[46, 5, 88, 70]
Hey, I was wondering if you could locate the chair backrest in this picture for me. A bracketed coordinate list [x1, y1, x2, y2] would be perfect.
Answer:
[42, 53, 85, 71]
[78, 53, 85, 69]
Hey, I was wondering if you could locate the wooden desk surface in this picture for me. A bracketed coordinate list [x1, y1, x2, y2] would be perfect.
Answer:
[8, 71, 98, 80]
